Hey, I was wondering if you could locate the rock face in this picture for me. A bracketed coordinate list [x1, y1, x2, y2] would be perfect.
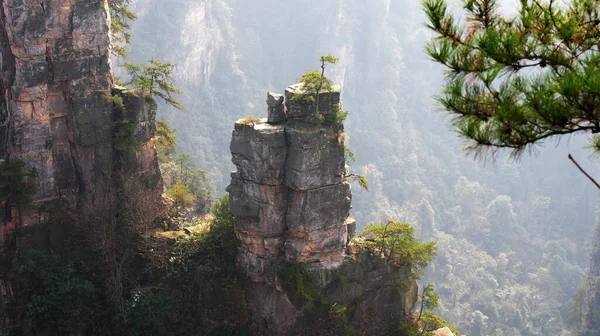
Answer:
[228, 84, 417, 335]
[0, 0, 163, 307]
[284, 83, 341, 119]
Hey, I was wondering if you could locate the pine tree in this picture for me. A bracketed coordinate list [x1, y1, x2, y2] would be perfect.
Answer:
[109, 0, 137, 58]
[423, 1, 600, 334]
[124, 59, 185, 110]
[423, 0, 600, 159]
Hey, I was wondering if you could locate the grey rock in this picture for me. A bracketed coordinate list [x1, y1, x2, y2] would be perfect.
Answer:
[227, 88, 417, 336]
[346, 218, 357, 243]
[284, 123, 345, 190]
[228, 175, 288, 239]
[230, 122, 287, 185]
[284, 83, 341, 120]
[267, 92, 286, 124]
[267, 92, 284, 107]
[286, 183, 351, 232]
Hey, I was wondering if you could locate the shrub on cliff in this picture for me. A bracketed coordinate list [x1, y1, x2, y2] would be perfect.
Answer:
[354, 219, 437, 276]
[121, 195, 243, 335]
[123, 59, 185, 110]
[9, 250, 105, 335]
[0, 160, 37, 208]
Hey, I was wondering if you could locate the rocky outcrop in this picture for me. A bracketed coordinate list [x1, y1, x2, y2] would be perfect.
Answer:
[0, 0, 163, 311]
[228, 86, 417, 335]
[0, 0, 163, 234]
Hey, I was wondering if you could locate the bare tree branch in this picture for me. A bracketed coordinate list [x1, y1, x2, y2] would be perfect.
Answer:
[568, 153, 600, 190]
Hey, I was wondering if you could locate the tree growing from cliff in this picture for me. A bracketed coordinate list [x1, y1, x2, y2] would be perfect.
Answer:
[355, 219, 437, 276]
[295, 54, 339, 124]
[124, 59, 185, 110]
[0, 160, 38, 213]
[155, 120, 178, 162]
[418, 284, 440, 321]
[109, 0, 137, 57]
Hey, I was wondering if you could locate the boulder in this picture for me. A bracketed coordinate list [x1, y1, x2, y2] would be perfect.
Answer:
[267, 92, 286, 124]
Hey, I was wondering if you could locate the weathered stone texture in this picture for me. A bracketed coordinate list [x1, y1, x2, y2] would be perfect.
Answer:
[266, 92, 285, 124]
[229, 116, 349, 275]
[0, 0, 163, 253]
[231, 122, 286, 185]
[229, 86, 418, 335]
[284, 83, 341, 120]
[1, 0, 114, 224]
[284, 123, 345, 190]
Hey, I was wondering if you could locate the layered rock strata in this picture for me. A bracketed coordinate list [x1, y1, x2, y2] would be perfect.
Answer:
[0, 0, 163, 289]
[229, 86, 417, 335]
[229, 86, 350, 280]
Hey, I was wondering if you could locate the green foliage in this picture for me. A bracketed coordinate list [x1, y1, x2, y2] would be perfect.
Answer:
[306, 112, 325, 124]
[421, 310, 460, 335]
[122, 195, 242, 335]
[157, 121, 213, 214]
[109, 0, 137, 57]
[10, 250, 104, 335]
[396, 318, 422, 336]
[328, 304, 357, 335]
[172, 153, 213, 212]
[296, 69, 334, 97]
[278, 261, 327, 310]
[320, 54, 339, 65]
[124, 59, 184, 110]
[326, 104, 349, 127]
[419, 284, 440, 315]
[155, 120, 178, 162]
[349, 174, 369, 191]
[354, 219, 437, 276]
[104, 93, 142, 154]
[166, 182, 196, 208]
[423, 0, 600, 158]
[344, 146, 356, 163]
[293, 55, 339, 124]
[7, 196, 241, 335]
[0, 160, 37, 207]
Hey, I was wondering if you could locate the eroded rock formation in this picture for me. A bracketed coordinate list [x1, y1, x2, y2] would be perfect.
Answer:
[229, 85, 418, 335]
[0, 0, 163, 310]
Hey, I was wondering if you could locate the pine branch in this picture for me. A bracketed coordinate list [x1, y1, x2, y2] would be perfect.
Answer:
[568, 153, 600, 190]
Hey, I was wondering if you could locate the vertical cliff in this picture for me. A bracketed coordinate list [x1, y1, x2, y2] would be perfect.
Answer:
[228, 85, 417, 335]
[0, 0, 163, 322]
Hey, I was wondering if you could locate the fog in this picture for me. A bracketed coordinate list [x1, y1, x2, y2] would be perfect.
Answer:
[127, 1, 598, 334]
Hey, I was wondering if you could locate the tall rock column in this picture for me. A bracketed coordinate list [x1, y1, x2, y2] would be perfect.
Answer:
[228, 85, 418, 335]
[0, 0, 163, 279]
[229, 87, 351, 281]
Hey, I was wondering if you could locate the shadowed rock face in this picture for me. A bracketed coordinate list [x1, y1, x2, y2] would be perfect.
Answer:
[228, 88, 417, 335]
[0, 0, 163, 269]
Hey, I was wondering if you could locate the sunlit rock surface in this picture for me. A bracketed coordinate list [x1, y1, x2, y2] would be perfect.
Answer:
[228, 87, 417, 335]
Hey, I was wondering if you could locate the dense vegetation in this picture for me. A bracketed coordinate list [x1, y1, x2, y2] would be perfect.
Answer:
[6, 195, 247, 336]
[125, 1, 598, 335]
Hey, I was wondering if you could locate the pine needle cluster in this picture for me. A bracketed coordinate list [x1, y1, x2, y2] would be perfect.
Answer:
[424, 0, 600, 158]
